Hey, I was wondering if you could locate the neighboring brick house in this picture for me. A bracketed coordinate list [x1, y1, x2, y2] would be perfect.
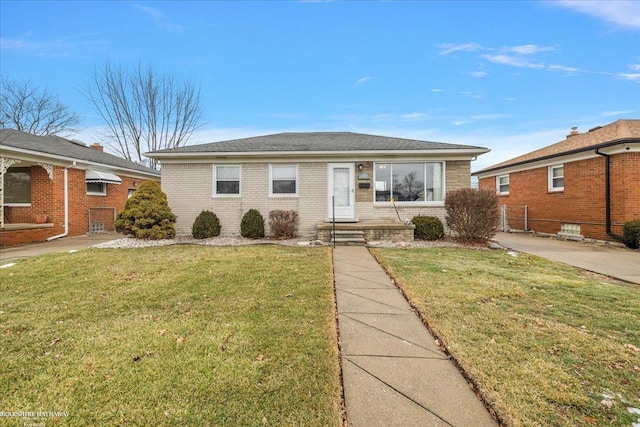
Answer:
[473, 119, 640, 242]
[146, 132, 488, 241]
[1, 129, 161, 247]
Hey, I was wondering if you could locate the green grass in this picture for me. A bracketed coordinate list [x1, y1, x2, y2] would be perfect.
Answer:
[371, 248, 640, 427]
[1, 246, 341, 426]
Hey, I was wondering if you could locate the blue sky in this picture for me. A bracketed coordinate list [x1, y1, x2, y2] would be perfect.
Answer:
[1, 0, 639, 170]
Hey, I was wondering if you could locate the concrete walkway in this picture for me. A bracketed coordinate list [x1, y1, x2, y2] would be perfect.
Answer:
[334, 246, 497, 427]
[0, 232, 120, 262]
[496, 232, 640, 285]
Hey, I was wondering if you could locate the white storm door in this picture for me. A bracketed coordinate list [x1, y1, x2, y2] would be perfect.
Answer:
[328, 163, 355, 219]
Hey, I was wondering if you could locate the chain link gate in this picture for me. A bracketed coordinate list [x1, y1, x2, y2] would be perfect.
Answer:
[501, 204, 528, 232]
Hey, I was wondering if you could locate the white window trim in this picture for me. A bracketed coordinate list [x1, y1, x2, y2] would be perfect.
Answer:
[372, 161, 446, 206]
[548, 164, 564, 192]
[496, 174, 510, 195]
[87, 182, 107, 196]
[212, 164, 242, 197]
[4, 203, 32, 207]
[269, 164, 299, 197]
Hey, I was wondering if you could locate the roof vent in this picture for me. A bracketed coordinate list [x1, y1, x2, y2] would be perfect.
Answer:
[588, 126, 602, 132]
[70, 139, 87, 146]
[567, 127, 580, 138]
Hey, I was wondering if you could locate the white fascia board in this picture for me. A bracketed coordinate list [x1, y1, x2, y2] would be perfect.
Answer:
[473, 151, 601, 179]
[0, 145, 160, 179]
[147, 148, 489, 162]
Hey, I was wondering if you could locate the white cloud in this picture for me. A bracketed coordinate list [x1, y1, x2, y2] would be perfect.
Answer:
[402, 113, 426, 120]
[468, 70, 488, 78]
[134, 4, 183, 32]
[431, 88, 445, 92]
[460, 91, 484, 99]
[601, 110, 635, 117]
[354, 76, 372, 87]
[618, 73, 640, 82]
[436, 42, 482, 57]
[506, 44, 556, 55]
[482, 54, 545, 69]
[0, 34, 106, 58]
[552, 0, 640, 30]
[451, 120, 469, 126]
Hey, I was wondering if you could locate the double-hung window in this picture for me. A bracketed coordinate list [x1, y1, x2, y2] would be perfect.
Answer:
[497, 174, 510, 195]
[548, 165, 564, 191]
[214, 165, 241, 196]
[270, 164, 298, 196]
[374, 162, 443, 203]
[86, 182, 107, 196]
[4, 167, 31, 205]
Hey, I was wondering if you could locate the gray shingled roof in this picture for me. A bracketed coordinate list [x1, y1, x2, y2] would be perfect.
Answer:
[147, 132, 487, 155]
[0, 129, 160, 176]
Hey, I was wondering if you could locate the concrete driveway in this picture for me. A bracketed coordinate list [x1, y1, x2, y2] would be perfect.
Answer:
[496, 232, 640, 285]
[0, 232, 121, 262]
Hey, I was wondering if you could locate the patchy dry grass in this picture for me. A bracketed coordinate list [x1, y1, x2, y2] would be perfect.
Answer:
[372, 248, 640, 427]
[1, 246, 341, 426]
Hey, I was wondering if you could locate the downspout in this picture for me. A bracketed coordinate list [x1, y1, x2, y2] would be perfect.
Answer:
[594, 148, 623, 241]
[46, 161, 76, 241]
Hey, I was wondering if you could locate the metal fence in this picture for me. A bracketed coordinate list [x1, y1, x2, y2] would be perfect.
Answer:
[88, 207, 116, 233]
[500, 204, 528, 232]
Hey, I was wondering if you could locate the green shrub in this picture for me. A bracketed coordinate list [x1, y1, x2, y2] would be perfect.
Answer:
[445, 188, 499, 243]
[268, 210, 299, 239]
[240, 209, 265, 239]
[412, 215, 444, 240]
[623, 220, 640, 249]
[192, 210, 221, 239]
[114, 181, 177, 239]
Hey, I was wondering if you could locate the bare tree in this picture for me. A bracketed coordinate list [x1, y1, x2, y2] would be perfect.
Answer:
[81, 61, 205, 169]
[0, 76, 81, 136]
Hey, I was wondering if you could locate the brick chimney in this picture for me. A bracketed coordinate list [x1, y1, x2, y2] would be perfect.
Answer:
[90, 142, 104, 152]
[567, 126, 579, 138]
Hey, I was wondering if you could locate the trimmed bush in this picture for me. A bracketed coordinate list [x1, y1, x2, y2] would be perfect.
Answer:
[412, 215, 444, 241]
[114, 181, 177, 239]
[240, 209, 265, 239]
[269, 210, 299, 239]
[192, 210, 221, 239]
[623, 220, 640, 249]
[445, 188, 499, 243]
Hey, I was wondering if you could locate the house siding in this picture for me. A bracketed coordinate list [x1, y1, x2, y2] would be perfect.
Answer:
[478, 152, 640, 241]
[162, 160, 471, 238]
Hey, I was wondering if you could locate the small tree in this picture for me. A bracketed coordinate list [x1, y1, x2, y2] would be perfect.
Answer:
[192, 210, 221, 239]
[115, 181, 176, 239]
[240, 209, 265, 239]
[445, 188, 499, 243]
[1, 76, 81, 136]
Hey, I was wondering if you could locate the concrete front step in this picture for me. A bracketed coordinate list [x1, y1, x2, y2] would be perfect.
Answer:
[332, 230, 365, 246]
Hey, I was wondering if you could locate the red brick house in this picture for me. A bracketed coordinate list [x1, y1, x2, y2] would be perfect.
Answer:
[473, 119, 640, 242]
[1, 129, 160, 247]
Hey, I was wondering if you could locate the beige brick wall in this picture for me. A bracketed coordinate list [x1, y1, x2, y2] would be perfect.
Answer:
[161, 159, 471, 237]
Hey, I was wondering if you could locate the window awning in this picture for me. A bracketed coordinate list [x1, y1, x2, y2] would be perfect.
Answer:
[85, 170, 122, 185]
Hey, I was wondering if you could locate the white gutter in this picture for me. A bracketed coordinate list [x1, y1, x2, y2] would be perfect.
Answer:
[46, 161, 75, 241]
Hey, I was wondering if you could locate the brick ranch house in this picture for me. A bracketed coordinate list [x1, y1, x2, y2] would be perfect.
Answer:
[1, 129, 161, 247]
[473, 119, 640, 242]
[146, 132, 489, 242]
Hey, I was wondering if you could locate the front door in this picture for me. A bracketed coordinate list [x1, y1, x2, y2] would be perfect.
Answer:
[328, 163, 355, 219]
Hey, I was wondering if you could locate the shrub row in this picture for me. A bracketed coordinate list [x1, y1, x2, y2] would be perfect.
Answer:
[191, 209, 299, 239]
[623, 221, 640, 249]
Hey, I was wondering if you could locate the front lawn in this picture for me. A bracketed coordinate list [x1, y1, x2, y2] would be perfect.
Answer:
[1, 246, 341, 426]
[372, 248, 640, 427]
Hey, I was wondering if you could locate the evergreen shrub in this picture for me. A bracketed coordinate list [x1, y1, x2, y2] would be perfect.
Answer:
[623, 220, 640, 249]
[192, 210, 221, 239]
[240, 209, 265, 239]
[114, 181, 176, 239]
[412, 215, 444, 240]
